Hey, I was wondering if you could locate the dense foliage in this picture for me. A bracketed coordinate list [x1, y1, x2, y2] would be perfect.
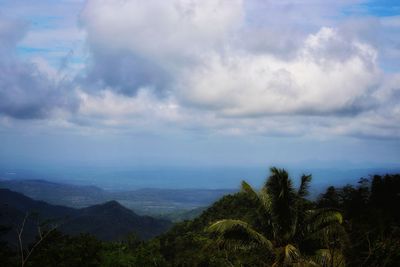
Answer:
[207, 168, 346, 266]
[1, 171, 399, 266]
[317, 174, 400, 266]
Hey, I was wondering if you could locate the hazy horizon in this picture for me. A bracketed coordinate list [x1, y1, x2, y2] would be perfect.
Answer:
[1, 164, 399, 192]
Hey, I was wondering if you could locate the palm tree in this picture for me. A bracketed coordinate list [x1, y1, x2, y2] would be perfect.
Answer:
[208, 167, 346, 267]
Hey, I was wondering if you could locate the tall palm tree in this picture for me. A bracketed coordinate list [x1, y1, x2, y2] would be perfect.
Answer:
[208, 167, 346, 267]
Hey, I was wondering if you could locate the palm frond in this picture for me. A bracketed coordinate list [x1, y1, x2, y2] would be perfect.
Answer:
[307, 209, 343, 232]
[241, 180, 258, 199]
[267, 167, 297, 242]
[242, 180, 271, 214]
[267, 167, 296, 203]
[309, 223, 348, 249]
[273, 244, 301, 266]
[206, 167, 348, 266]
[208, 219, 273, 250]
[284, 244, 300, 264]
[298, 174, 312, 198]
[259, 186, 272, 212]
[313, 249, 346, 267]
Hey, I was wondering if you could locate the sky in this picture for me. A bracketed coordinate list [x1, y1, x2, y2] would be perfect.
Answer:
[0, 0, 400, 180]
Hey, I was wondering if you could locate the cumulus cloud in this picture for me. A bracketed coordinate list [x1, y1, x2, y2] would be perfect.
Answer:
[80, 0, 243, 95]
[81, 0, 242, 57]
[178, 27, 381, 116]
[337, 16, 400, 71]
[1, 0, 400, 140]
[0, 15, 79, 119]
[72, 0, 400, 139]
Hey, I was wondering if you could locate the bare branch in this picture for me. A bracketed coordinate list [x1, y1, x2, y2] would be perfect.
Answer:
[22, 225, 58, 267]
[15, 212, 59, 267]
[16, 212, 29, 267]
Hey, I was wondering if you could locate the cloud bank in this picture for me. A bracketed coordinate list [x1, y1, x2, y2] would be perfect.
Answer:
[0, 0, 399, 139]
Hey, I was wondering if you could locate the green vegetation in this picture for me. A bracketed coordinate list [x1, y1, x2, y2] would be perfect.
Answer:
[1, 168, 399, 266]
[208, 167, 345, 266]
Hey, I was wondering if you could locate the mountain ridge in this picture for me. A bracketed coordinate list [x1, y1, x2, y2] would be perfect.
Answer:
[0, 178, 235, 216]
[0, 189, 172, 246]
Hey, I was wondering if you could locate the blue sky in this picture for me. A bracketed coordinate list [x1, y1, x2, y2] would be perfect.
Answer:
[0, 0, 399, 182]
[363, 0, 400, 17]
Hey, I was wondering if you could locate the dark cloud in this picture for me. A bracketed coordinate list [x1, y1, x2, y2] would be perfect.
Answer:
[0, 61, 79, 119]
[82, 48, 172, 96]
[0, 15, 79, 120]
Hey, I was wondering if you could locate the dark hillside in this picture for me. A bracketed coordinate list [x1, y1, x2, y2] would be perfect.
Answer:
[0, 189, 171, 246]
[61, 200, 171, 240]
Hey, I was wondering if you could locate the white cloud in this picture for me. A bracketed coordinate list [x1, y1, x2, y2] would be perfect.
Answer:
[74, 1, 400, 139]
[75, 88, 186, 131]
[81, 0, 243, 61]
[78, 88, 179, 119]
[79, 0, 245, 95]
[2, 0, 400, 140]
[178, 27, 380, 116]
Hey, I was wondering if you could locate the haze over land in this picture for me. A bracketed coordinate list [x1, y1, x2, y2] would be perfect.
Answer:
[1, 165, 399, 192]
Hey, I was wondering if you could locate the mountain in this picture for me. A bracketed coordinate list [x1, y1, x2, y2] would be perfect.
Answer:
[0, 179, 108, 208]
[61, 200, 171, 240]
[0, 179, 235, 216]
[0, 189, 171, 246]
